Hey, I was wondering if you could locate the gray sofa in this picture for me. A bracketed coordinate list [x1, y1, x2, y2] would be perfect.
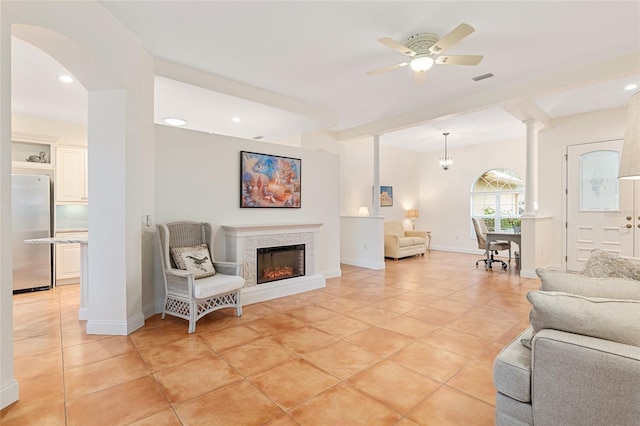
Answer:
[493, 266, 640, 426]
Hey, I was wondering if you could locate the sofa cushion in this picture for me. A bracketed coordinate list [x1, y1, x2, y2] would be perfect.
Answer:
[581, 249, 640, 280]
[494, 327, 533, 403]
[495, 392, 533, 426]
[527, 291, 640, 347]
[398, 237, 415, 248]
[536, 268, 640, 300]
[171, 244, 216, 279]
[409, 237, 426, 246]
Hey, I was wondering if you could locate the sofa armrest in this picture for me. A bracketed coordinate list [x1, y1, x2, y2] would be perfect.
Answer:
[384, 233, 400, 244]
[384, 233, 400, 258]
[405, 230, 428, 238]
[531, 329, 640, 425]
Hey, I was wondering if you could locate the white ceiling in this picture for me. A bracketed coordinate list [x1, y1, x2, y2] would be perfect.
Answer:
[11, 1, 640, 152]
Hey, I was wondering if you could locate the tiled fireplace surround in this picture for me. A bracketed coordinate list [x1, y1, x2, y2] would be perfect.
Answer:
[221, 223, 326, 305]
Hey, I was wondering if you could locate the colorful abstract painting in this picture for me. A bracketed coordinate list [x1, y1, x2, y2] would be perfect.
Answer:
[241, 151, 301, 208]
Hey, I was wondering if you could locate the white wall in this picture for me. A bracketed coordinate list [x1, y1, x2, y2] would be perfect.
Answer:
[340, 216, 385, 269]
[341, 137, 420, 224]
[537, 106, 627, 269]
[12, 114, 87, 146]
[420, 137, 526, 253]
[153, 124, 341, 309]
[2, 1, 155, 407]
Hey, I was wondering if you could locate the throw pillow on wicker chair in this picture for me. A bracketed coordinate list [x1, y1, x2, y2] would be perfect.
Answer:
[170, 244, 216, 279]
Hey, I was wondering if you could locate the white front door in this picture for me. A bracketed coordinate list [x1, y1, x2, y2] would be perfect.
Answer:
[566, 140, 637, 271]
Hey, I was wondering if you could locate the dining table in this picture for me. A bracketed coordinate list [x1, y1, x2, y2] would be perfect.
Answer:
[485, 231, 521, 271]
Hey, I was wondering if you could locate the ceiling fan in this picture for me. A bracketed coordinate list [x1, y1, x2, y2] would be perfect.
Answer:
[367, 23, 483, 83]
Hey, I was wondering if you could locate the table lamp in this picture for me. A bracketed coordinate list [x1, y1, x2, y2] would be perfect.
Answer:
[408, 209, 419, 230]
[358, 206, 370, 217]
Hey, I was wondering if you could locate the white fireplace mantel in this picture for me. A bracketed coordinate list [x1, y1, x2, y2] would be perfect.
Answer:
[221, 222, 323, 237]
[221, 223, 326, 305]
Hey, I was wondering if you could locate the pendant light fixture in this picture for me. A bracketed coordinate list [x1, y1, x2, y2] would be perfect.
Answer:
[439, 132, 453, 170]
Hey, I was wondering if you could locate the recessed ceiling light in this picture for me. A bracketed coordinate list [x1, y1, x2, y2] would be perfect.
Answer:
[232, 116, 240, 122]
[57, 75, 73, 83]
[162, 117, 187, 126]
[625, 83, 638, 91]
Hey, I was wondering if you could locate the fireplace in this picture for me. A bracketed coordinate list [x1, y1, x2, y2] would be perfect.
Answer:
[222, 223, 325, 305]
[257, 244, 305, 284]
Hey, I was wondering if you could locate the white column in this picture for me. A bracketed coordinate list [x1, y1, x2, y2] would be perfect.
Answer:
[521, 118, 539, 278]
[373, 134, 381, 216]
[0, 13, 20, 409]
[86, 90, 144, 335]
[524, 118, 538, 216]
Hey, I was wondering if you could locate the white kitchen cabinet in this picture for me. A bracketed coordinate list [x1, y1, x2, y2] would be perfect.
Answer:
[55, 231, 87, 285]
[12, 131, 58, 172]
[56, 146, 88, 203]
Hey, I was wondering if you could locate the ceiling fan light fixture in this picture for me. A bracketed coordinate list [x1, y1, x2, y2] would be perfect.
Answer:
[410, 55, 434, 72]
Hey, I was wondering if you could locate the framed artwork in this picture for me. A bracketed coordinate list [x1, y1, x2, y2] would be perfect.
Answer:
[380, 185, 393, 207]
[240, 151, 301, 208]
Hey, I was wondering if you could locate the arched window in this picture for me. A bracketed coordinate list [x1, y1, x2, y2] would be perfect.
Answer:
[471, 169, 524, 232]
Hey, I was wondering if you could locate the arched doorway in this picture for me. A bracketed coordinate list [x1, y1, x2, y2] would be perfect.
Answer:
[1, 3, 154, 408]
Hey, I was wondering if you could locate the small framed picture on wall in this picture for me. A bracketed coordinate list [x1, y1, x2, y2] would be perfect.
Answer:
[380, 185, 393, 207]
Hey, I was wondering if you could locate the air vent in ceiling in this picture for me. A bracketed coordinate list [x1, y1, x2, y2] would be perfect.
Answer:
[472, 72, 494, 81]
[253, 135, 264, 140]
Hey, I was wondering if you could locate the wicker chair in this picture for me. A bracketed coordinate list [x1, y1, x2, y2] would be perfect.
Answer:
[157, 221, 243, 333]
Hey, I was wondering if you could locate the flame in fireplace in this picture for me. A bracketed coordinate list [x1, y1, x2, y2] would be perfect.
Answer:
[262, 265, 294, 280]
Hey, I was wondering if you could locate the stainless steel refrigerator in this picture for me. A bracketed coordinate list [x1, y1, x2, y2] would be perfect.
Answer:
[12, 174, 52, 292]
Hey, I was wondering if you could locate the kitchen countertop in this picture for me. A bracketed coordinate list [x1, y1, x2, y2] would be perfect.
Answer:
[25, 236, 88, 244]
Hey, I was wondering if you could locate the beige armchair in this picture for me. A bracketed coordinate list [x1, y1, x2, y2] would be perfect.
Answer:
[384, 221, 430, 260]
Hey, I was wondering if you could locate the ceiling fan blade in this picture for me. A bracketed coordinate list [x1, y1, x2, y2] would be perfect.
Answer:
[366, 62, 409, 76]
[378, 37, 416, 57]
[435, 55, 483, 66]
[414, 71, 427, 85]
[429, 23, 475, 54]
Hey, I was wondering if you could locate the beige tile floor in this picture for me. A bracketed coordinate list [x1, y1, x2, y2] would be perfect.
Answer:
[1, 251, 537, 425]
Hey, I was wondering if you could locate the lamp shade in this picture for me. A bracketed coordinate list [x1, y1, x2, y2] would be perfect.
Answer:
[408, 209, 419, 218]
[619, 91, 640, 179]
[358, 206, 370, 217]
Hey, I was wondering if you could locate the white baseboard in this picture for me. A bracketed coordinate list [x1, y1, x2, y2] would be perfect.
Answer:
[86, 312, 145, 335]
[520, 269, 538, 279]
[340, 257, 386, 270]
[0, 379, 19, 410]
[430, 245, 485, 255]
[242, 274, 326, 306]
[543, 262, 563, 272]
[78, 307, 89, 320]
[142, 301, 164, 319]
[322, 268, 342, 279]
